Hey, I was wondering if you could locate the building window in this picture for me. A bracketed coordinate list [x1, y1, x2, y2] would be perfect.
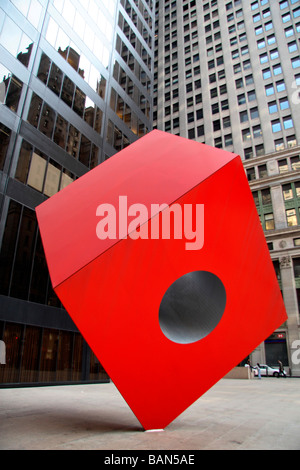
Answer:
[188, 128, 195, 139]
[253, 125, 262, 138]
[244, 147, 253, 159]
[286, 208, 298, 226]
[272, 120, 282, 133]
[265, 213, 275, 230]
[224, 134, 233, 146]
[283, 116, 294, 129]
[283, 183, 293, 200]
[273, 64, 282, 75]
[240, 110, 248, 122]
[278, 159, 289, 173]
[247, 167, 256, 181]
[276, 80, 286, 92]
[279, 97, 289, 110]
[243, 128, 251, 142]
[292, 57, 300, 68]
[258, 164, 268, 178]
[266, 84, 275, 96]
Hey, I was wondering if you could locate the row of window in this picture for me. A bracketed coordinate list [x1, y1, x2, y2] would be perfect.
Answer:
[115, 34, 151, 91]
[0, 320, 108, 385]
[118, 12, 152, 69]
[0, 200, 60, 304]
[44, 22, 109, 99]
[265, 80, 287, 96]
[27, 93, 100, 169]
[15, 139, 77, 197]
[107, 118, 145, 152]
[275, 135, 298, 152]
[271, 116, 294, 134]
[0, 124, 11, 172]
[120, 0, 153, 41]
[226, 0, 243, 11]
[46, 6, 112, 71]
[253, 181, 300, 206]
[253, 7, 271, 23]
[123, 0, 153, 31]
[253, 185, 300, 231]
[282, 6, 300, 23]
[0, 13, 33, 68]
[247, 155, 300, 182]
[113, 59, 150, 115]
[250, 0, 269, 9]
[110, 88, 149, 135]
[37, 53, 106, 125]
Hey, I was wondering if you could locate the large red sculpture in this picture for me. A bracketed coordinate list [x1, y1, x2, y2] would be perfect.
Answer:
[36, 130, 287, 430]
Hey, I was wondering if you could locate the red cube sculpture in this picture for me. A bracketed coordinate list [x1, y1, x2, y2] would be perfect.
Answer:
[36, 130, 287, 430]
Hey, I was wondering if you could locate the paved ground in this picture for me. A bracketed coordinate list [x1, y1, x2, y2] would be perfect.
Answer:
[0, 377, 300, 450]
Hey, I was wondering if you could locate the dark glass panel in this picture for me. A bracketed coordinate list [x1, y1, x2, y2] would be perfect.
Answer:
[67, 47, 80, 72]
[43, 159, 61, 197]
[48, 63, 63, 96]
[39, 328, 59, 382]
[27, 93, 43, 128]
[0, 322, 23, 383]
[53, 114, 68, 149]
[79, 135, 91, 167]
[47, 282, 61, 308]
[94, 107, 103, 133]
[0, 124, 11, 171]
[84, 102, 95, 128]
[37, 53, 51, 85]
[29, 231, 49, 304]
[73, 87, 86, 117]
[0, 201, 22, 295]
[6, 76, 23, 112]
[90, 144, 99, 169]
[61, 76, 74, 107]
[19, 326, 41, 383]
[10, 207, 37, 300]
[71, 334, 83, 381]
[66, 125, 81, 159]
[56, 331, 74, 382]
[15, 140, 32, 183]
[38, 102, 55, 139]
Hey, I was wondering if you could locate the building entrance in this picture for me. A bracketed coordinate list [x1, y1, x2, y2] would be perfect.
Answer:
[265, 332, 288, 367]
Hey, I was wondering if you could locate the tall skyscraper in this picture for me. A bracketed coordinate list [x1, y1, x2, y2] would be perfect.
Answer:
[153, 0, 300, 376]
[0, 0, 155, 385]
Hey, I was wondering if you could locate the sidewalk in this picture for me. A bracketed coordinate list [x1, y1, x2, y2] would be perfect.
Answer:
[0, 377, 299, 450]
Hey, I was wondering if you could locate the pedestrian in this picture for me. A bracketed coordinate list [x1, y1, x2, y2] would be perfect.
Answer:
[278, 360, 284, 377]
[256, 363, 261, 379]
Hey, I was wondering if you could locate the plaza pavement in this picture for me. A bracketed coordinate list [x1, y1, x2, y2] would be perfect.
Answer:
[0, 377, 299, 450]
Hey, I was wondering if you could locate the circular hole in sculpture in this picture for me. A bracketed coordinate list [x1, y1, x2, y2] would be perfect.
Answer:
[159, 271, 226, 344]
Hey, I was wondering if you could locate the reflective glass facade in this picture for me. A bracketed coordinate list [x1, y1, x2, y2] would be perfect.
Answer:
[0, 0, 155, 385]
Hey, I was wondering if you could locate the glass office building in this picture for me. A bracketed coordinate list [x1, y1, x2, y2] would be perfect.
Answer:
[0, 0, 154, 385]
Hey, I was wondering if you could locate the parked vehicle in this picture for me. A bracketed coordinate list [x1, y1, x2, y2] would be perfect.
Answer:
[254, 364, 286, 377]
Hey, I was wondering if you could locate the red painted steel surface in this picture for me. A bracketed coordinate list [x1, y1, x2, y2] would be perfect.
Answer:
[36, 130, 287, 430]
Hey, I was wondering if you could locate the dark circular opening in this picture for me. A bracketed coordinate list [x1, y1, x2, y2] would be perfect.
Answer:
[158, 271, 226, 344]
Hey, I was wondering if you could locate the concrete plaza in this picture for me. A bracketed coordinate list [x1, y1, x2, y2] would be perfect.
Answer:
[0, 377, 299, 450]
